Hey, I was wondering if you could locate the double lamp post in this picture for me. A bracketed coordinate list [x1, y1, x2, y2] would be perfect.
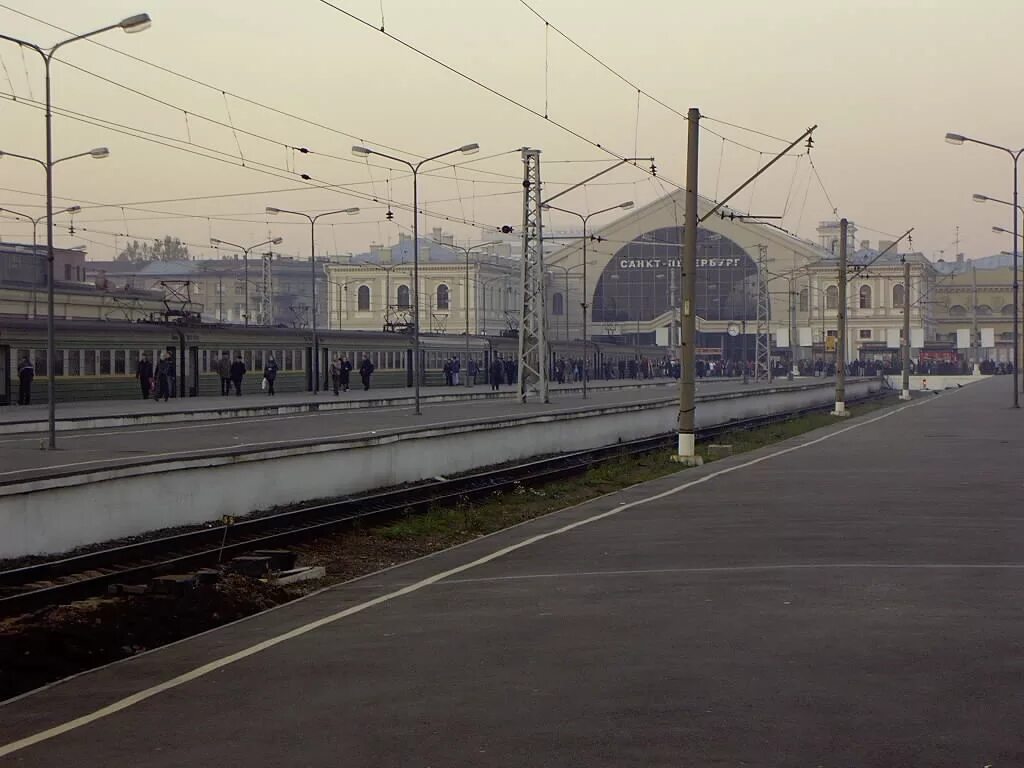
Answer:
[0, 13, 152, 449]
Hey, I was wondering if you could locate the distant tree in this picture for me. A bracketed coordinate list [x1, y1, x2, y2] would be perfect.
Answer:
[117, 236, 190, 262]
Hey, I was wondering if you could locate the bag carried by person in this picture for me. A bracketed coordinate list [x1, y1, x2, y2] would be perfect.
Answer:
[261, 377, 268, 391]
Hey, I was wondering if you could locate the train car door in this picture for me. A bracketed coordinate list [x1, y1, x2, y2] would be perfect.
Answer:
[164, 345, 178, 398]
[305, 347, 313, 391]
[321, 348, 330, 390]
[406, 349, 413, 387]
[188, 346, 199, 397]
[0, 345, 10, 405]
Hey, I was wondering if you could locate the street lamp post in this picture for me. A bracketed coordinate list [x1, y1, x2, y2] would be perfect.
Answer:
[946, 132, 1023, 407]
[266, 207, 359, 392]
[209, 236, 283, 326]
[0, 204, 81, 257]
[542, 201, 633, 399]
[0, 13, 149, 449]
[438, 241, 500, 386]
[352, 142, 479, 415]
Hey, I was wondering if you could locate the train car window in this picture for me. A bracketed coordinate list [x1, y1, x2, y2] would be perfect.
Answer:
[33, 350, 48, 377]
[51, 350, 65, 377]
[83, 350, 96, 375]
[99, 350, 112, 376]
[129, 350, 139, 374]
[68, 350, 82, 376]
[243, 350, 253, 370]
[114, 350, 126, 375]
[255, 351, 264, 371]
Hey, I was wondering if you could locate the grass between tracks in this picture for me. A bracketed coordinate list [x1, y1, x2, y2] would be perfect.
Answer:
[0, 394, 899, 701]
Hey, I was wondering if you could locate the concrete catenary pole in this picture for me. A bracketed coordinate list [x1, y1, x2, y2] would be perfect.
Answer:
[901, 257, 912, 400]
[832, 218, 849, 416]
[674, 107, 703, 464]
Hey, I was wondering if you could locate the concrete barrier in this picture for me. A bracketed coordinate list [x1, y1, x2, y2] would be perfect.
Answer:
[0, 378, 881, 559]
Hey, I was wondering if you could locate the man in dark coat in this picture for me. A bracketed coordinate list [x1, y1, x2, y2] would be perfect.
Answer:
[217, 353, 232, 396]
[136, 354, 153, 400]
[230, 355, 246, 396]
[263, 356, 279, 396]
[17, 356, 34, 405]
[155, 353, 173, 402]
[359, 353, 374, 391]
[339, 356, 353, 392]
[489, 356, 504, 391]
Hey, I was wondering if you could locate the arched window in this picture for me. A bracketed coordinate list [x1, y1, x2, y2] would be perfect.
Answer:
[1002, 304, 1015, 316]
[892, 284, 905, 308]
[859, 285, 872, 309]
[397, 284, 410, 309]
[552, 292, 565, 316]
[357, 285, 370, 311]
[976, 304, 993, 316]
[799, 288, 809, 312]
[436, 283, 450, 310]
[949, 305, 966, 317]
[825, 285, 838, 310]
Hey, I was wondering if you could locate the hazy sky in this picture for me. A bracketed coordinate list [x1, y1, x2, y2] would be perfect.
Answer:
[0, 0, 1021, 263]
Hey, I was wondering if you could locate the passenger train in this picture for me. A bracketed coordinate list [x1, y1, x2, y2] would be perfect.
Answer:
[0, 318, 661, 404]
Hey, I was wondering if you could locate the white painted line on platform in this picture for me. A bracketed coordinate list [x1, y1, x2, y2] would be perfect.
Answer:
[0, 390, 941, 758]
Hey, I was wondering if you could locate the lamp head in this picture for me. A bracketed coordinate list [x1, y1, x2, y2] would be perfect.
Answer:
[352, 146, 372, 157]
[120, 13, 152, 33]
[619, 201, 635, 210]
[342, 207, 359, 215]
[266, 207, 281, 215]
[972, 193, 989, 203]
[271, 237, 284, 245]
[210, 237, 222, 245]
[944, 132, 966, 146]
[459, 143, 480, 155]
[66, 205, 81, 214]
[993, 226, 1008, 234]
[89, 147, 110, 159]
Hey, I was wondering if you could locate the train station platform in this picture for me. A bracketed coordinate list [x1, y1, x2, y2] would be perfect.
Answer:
[0, 376, 697, 435]
[1, 376, 1015, 765]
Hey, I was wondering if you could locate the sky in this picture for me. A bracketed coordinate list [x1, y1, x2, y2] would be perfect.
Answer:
[0, 0, 1021, 263]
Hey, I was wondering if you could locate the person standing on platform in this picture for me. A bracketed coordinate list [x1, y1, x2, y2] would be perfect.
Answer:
[230, 355, 246, 396]
[135, 354, 153, 400]
[263, 356, 279, 396]
[340, 355, 352, 392]
[443, 358, 453, 386]
[155, 352, 173, 402]
[217, 353, 232, 396]
[452, 357, 461, 386]
[17, 356, 34, 405]
[359, 353, 374, 391]
[489, 355, 504, 391]
[330, 356, 342, 396]
[468, 358, 478, 386]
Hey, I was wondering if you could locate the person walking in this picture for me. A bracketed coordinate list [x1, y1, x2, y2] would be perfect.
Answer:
[17, 356, 34, 405]
[443, 358, 453, 386]
[359, 353, 374, 391]
[263, 356, 279, 396]
[230, 355, 246, 396]
[217, 353, 232, 396]
[135, 354, 153, 400]
[339, 355, 352, 392]
[468, 358, 478, 387]
[155, 352, 173, 402]
[452, 357, 461, 387]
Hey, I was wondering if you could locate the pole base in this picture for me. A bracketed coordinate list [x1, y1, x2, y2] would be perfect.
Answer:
[671, 434, 704, 466]
[899, 390, 912, 401]
[831, 401, 849, 417]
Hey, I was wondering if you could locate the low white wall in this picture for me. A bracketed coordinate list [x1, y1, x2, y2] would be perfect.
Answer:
[884, 375, 984, 391]
[0, 379, 880, 558]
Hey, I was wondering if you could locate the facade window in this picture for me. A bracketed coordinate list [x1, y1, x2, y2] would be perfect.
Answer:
[436, 284, 450, 310]
[859, 285, 872, 309]
[892, 284, 905, 308]
[397, 284, 410, 309]
[552, 292, 565, 316]
[1002, 304, 1015, 316]
[949, 305, 967, 317]
[799, 288, 808, 312]
[859, 329, 872, 339]
[976, 304, 993, 316]
[825, 285, 838, 310]
[357, 285, 370, 311]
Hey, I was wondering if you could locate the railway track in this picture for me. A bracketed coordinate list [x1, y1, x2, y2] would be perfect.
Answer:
[0, 392, 890, 616]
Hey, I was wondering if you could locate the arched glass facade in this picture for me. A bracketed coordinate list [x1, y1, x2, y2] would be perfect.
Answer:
[592, 226, 761, 323]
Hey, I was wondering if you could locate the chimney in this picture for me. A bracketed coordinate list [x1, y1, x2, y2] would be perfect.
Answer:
[432, 227, 443, 242]
[956, 253, 964, 264]
[860, 240, 870, 250]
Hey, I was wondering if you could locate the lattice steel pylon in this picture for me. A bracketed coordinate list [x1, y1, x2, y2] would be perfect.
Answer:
[754, 244, 772, 382]
[516, 147, 549, 403]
